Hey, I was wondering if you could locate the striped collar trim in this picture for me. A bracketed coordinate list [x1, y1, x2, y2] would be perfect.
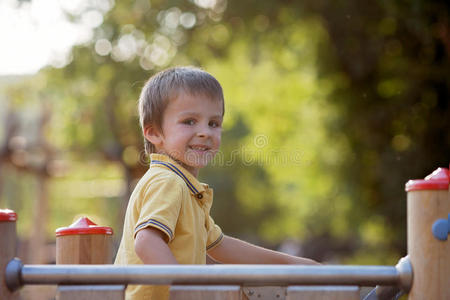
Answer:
[150, 154, 205, 195]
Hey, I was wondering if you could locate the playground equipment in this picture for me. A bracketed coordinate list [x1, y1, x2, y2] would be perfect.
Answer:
[1, 166, 449, 300]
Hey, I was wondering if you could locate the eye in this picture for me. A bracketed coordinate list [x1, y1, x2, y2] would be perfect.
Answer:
[182, 119, 196, 125]
[209, 120, 222, 128]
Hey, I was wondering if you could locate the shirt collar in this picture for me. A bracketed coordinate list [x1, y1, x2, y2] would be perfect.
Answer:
[149, 153, 207, 196]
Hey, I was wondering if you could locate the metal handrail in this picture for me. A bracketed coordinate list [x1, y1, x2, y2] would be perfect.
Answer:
[6, 256, 412, 294]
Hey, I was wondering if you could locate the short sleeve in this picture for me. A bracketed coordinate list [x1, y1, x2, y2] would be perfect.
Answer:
[134, 175, 184, 242]
[206, 215, 224, 251]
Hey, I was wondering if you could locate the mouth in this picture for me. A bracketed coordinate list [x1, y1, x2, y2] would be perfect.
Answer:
[189, 145, 211, 151]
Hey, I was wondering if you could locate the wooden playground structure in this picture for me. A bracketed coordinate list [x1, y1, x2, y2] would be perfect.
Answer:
[1, 166, 449, 300]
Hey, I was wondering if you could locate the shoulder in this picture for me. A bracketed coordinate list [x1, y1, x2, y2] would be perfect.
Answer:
[129, 167, 190, 212]
[139, 166, 189, 196]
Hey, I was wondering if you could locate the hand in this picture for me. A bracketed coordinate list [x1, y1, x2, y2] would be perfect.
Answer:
[286, 256, 321, 265]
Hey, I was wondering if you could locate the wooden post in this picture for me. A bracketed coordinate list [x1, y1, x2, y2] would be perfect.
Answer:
[55, 216, 125, 300]
[29, 174, 49, 264]
[406, 167, 450, 299]
[55, 217, 113, 264]
[0, 209, 19, 300]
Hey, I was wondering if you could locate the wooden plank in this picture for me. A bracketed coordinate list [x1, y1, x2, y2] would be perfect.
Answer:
[56, 285, 125, 300]
[286, 286, 360, 300]
[170, 285, 242, 300]
[242, 286, 286, 300]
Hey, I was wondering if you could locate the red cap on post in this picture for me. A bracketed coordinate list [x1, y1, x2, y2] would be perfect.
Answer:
[55, 217, 113, 236]
[405, 167, 450, 191]
[0, 209, 17, 221]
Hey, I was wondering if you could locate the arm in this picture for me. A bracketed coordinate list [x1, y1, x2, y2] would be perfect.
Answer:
[208, 235, 319, 265]
[135, 227, 178, 264]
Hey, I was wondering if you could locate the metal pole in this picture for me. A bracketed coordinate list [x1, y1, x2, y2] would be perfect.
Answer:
[6, 258, 412, 291]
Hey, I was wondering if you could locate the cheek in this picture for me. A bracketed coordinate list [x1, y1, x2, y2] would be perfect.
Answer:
[214, 133, 222, 146]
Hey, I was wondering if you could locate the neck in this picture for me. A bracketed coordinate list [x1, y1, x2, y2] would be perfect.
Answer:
[154, 151, 199, 178]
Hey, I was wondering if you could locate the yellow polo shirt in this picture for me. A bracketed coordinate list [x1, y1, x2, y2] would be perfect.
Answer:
[114, 154, 224, 300]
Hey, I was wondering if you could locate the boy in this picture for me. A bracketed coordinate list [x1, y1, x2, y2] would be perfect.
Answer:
[114, 66, 318, 299]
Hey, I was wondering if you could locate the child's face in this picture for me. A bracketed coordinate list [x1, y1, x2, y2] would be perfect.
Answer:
[152, 92, 223, 177]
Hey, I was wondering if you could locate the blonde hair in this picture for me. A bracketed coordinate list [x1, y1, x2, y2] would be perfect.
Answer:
[138, 66, 224, 154]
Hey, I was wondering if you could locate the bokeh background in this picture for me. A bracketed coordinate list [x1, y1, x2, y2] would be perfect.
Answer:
[0, 0, 449, 298]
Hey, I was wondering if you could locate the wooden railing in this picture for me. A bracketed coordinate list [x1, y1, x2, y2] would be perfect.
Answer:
[1, 165, 449, 300]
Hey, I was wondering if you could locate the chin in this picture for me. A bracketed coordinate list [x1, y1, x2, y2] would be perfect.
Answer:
[185, 152, 215, 166]
[190, 160, 211, 169]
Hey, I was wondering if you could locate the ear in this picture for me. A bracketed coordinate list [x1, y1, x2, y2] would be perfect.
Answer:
[143, 125, 163, 148]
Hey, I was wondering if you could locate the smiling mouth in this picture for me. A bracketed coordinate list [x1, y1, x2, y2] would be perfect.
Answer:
[189, 145, 210, 151]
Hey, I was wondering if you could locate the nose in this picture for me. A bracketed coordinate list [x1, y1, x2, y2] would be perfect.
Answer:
[196, 124, 211, 138]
